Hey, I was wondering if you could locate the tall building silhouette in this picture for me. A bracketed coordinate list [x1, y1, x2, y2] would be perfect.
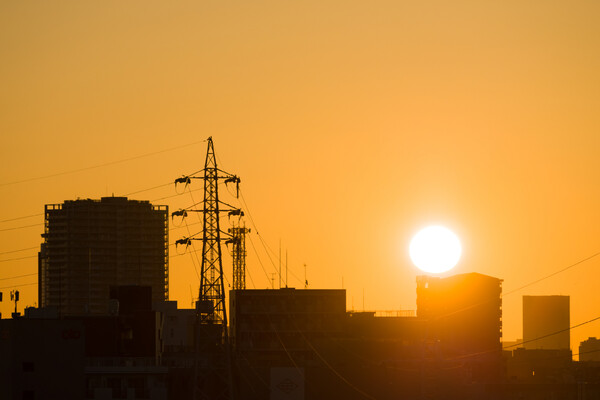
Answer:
[523, 295, 570, 350]
[39, 197, 168, 316]
[416, 272, 504, 386]
[416, 272, 503, 358]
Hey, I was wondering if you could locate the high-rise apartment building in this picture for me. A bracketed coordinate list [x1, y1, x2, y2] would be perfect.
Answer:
[523, 295, 570, 350]
[39, 197, 168, 316]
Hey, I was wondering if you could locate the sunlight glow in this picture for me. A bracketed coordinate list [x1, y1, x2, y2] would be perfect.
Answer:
[409, 226, 462, 274]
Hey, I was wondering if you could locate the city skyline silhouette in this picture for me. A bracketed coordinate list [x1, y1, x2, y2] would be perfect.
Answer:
[2, 0, 600, 373]
[2, 137, 600, 399]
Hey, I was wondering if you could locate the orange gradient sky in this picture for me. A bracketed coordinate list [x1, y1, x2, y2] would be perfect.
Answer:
[1, 1, 600, 354]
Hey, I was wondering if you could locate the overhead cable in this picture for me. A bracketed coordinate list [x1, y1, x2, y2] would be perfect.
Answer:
[0, 139, 206, 187]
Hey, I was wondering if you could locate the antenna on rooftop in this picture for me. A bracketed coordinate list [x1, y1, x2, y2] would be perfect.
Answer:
[304, 263, 308, 289]
[10, 290, 19, 315]
[285, 250, 288, 288]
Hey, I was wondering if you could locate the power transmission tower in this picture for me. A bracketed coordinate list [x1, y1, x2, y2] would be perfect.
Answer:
[228, 224, 250, 290]
[173, 137, 241, 400]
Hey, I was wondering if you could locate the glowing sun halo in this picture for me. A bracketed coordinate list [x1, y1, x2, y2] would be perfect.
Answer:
[409, 226, 462, 274]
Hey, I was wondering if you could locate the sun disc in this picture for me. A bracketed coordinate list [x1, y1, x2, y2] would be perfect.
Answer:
[409, 226, 461, 274]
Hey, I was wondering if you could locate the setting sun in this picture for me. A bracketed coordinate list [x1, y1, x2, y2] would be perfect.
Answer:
[409, 226, 462, 274]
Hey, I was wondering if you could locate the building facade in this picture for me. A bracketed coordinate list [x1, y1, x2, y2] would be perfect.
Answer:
[230, 288, 347, 362]
[230, 288, 347, 399]
[0, 317, 85, 400]
[416, 272, 504, 385]
[416, 272, 503, 357]
[39, 197, 168, 316]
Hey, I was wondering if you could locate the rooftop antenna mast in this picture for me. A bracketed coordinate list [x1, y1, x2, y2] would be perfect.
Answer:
[173, 136, 241, 400]
[228, 222, 250, 290]
[10, 290, 19, 316]
[304, 263, 308, 289]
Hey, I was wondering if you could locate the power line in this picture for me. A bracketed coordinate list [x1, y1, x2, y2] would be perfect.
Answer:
[123, 182, 173, 197]
[0, 180, 193, 228]
[0, 223, 42, 232]
[0, 178, 196, 257]
[420, 249, 600, 324]
[0, 281, 37, 290]
[503, 250, 600, 296]
[0, 255, 37, 263]
[502, 347, 588, 365]
[435, 313, 600, 362]
[0, 189, 189, 235]
[150, 187, 202, 202]
[263, 313, 319, 399]
[0, 246, 38, 255]
[3, 157, 600, 331]
[236, 193, 299, 287]
[0, 139, 206, 187]
[503, 315, 600, 349]
[238, 189, 303, 286]
[573, 347, 600, 358]
[183, 220, 202, 282]
[0, 273, 38, 281]
[0, 208, 192, 261]
[0, 213, 43, 224]
[246, 234, 274, 286]
[169, 220, 201, 232]
[292, 319, 377, 399]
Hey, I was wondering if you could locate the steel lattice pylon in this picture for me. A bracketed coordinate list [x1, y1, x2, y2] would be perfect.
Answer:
[228, 224, 250, 290]
[173, 137, 242, 400]
[200, 139, 226, 325]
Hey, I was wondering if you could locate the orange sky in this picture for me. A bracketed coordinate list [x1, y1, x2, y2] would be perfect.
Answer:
[1, 1, 600, 355]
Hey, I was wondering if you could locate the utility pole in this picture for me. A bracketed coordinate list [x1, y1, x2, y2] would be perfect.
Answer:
[173, 137, 241, 400]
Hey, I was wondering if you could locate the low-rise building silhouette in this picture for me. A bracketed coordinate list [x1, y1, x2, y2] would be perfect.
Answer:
[230, 288, 346, 399]
[153, 300, 196, 399]
[84, 285, 167, 399]
[579, 337, 600, 362]
[2, 285, 168, 400]
[0, 316, 85, 400]
[229, 274, 505, 400]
